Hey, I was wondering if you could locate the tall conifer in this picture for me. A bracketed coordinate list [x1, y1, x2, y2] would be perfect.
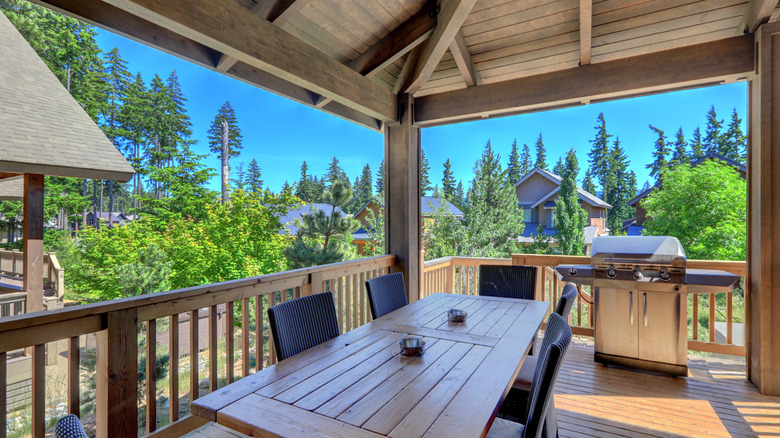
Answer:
[247, 159, 263, 194]
[703, 105, 723, 154]
[534, 133, 547, 170]
[420, 149, 432, 196]
[507, 139, 522, 184]
[669, 127, 689, 168]
[721, 108, 746, 163]
[587, 113, 612, 195]
[647, 125, 670, 183]
[690, 127, 705, 160]
[519, 143, 532, 176]
[555, 150, 588, 255]
[442, 159, 456, 200]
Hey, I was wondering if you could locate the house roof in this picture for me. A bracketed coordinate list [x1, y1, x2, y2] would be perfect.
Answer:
[0, 176, 23, 201]
[0, 13, 134, 184]
[279, 203, 342, 234]
[355, 197, 463, 218]
[628, 151, 747, 206]
[519, 168, 611, 209]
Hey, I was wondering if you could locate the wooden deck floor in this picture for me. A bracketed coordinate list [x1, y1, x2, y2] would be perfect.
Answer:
[555, 339, 780, 438]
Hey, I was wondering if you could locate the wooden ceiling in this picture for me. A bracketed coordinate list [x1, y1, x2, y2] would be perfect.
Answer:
[31, 0, 779, 131]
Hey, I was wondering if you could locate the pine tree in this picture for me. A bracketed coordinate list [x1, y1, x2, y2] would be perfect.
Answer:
[442, 159, 456, 200]
[647, 125, 670, 183]
[207, 101, 243, 203]
[721, 108, 746, 163]
[420, 149, 432, 196]
[281, 180, 292, 195]
[642, 181, 651, 192]
[507, 139, 521, 184]
[100, 47, 131, 225]
[247, 159, 263, 194]
[376, 159, 385, 197]
[519, 143, 532, 176]
[703, 105, 723, 154]
[552, 157, 565, 176]
[534, 133, 547, 170]
[357, 164, 372, 205]
[689, 126, 705, 160]
[453, 181, 465, 210]
[582, 169, 596, 194]
[587, 112, 613, 195]
[231, 162, 247, 191]
[606, 138, 637, 234]
[324, 157, 348, 187]
[120, 72, 149, 210]
[554, 149, 589, 255]
[669, 127, 689, 168]
[295, 161, 317, 202]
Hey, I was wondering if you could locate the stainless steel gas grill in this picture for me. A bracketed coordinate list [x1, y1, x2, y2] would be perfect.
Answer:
[556, 236, 740, 375]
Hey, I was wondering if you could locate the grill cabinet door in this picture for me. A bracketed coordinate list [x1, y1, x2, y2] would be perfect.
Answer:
[638, 291, 685, 365]
[595, 287, 638, 358]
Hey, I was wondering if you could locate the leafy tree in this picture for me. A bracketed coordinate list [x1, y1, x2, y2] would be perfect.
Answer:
[554, 149, 588, 255]
[642, 161, 746, 260]
[669, 127, 689, 168]
[462, 141, 524, 257]
[519, 143, 532, 176]
[207, 101, 242, 203]
[363, 201, 386, 257]
[587, 112, 613, 195]
[425, 202, 467, 259]
[420, 149, 432, 196]
[247, 159, 263, 194]
[507, 139, 522, 184]
[703, 105, 723, 154]
[525, 225, 553, 255]
[582, 169, 596, 194]
[442, 159, 456, 200]
[284, 180, 359, 269]
[534, 133, 547, 170]
[721, 108, 746, 163]
[114, 244, 172, 296]
[647, 125, 669, 183]
[689, 126, 705, 160]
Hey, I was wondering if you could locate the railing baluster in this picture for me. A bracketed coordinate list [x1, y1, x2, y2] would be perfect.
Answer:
[209, 305, 218, 393]
[269, 293, 277, 365]
[338, 277, 345, 332]
[352, 275, 359, 330]
[226, 301, 235, 384]
[472, 266, 477, 295]
[32, 344, 45, 438]
[693, 294, 699, 341]
[190, 308, 199, 401]
[97, 309, 138, 438]
[458, 265, 463, 295]
[727, 292, 733, 345]
[241, 298, 250, 378]
[709, 293, 716, 343]
[146, 319, 157, 434]
[353, 273, 360, 327]
[68, 336, 79, 416]
[170, 313, 179, 423]
[360, 272, 367, 326]
[254, 296, 264, 371]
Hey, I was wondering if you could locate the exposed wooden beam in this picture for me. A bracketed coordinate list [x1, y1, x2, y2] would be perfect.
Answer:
[402, 0, 478, 94]
[415, 36, 754, 126]
[740, 0, 780, 34]
[215, 53, 239, 72]
[34, 0, 389, 130]
[449, 30, 478, 86]
[23, 174, 44, 314]
[580, 0, 592, 66]
[98, 0, 394, 120]
[394, 49, 420, 94]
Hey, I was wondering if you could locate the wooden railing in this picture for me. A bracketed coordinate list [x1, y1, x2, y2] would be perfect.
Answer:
[422, 254, 747, 357]
[0, 254, 395, 438]
[0, 249, 65, 298]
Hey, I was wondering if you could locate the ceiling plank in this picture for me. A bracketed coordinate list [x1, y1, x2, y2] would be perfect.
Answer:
[32, 0, 384, 130]
[739, 0, 780, 34]
[101, 0, 396, 121]
[401, 0, 479, 94]
[416, 35, 754, 126]
[448, 30, 478, 86]
[579, 0, 592, 66]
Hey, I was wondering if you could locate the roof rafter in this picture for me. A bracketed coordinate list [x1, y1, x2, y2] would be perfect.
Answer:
[739, 0, 780, 34]
[579, 0, 592, 66]
[449, 30, 478, 86]
[401, 0, 478, 94]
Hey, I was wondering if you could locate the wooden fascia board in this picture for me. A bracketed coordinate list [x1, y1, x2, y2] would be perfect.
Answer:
[739, 0, 780, 34]
[0, 163, 135, 183]
[579, 0, 592, 66]
[449, 30, 478, 86]
[402, 0, 478, 94]
[101, 0, 396, 121]
[415, 36, 754, 126]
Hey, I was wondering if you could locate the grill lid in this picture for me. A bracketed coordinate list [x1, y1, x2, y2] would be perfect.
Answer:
[591, 236, 686, 266]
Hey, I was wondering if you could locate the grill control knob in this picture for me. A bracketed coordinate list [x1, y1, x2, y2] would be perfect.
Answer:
[607, 266, 617, 278]
[568, 267, 578, 276]
[633, 267, 644, 280]
[660, 267, 671, 281]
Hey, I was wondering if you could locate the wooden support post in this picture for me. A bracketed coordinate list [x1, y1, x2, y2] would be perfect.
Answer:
[748, 20, 780, 395]
[23, 174, 44, 314]
[385, 94, 421, 302]
[96, 308, 138, 438]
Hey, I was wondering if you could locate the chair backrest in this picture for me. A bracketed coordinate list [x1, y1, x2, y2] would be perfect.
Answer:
[365, 272, 408, 319]
[478, 265, 537, 300]
[267, 292, 340, 361]
[554, 283, 578, 320]
[55, 414, 88, 438]
[523, 313, 572, 438]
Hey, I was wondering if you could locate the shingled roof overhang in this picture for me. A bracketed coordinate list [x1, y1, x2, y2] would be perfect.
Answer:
[0, 12, 135, 191]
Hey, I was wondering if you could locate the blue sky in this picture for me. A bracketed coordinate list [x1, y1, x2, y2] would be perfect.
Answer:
[95, 30, 748, 194]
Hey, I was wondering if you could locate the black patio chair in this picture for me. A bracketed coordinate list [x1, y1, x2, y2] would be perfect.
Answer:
[365, 272, 408, 319]
[267, 292, 340, 361]
[513, 283, 578, 393]
[488, 313, 572, 438]
[55, 414, 88, 438]
[478, 265, 538, 300]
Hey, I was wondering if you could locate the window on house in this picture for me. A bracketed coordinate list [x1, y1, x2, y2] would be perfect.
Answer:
[523, 209, 531, 222]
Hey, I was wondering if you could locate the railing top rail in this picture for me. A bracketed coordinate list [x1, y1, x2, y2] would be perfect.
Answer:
[0, 254, 396, 334]
[510, 253, 746, 276]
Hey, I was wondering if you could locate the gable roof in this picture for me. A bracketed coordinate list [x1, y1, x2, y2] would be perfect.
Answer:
[0, 13, 134, 184]
[518, 167, 611, 209]
[628, 152, 746, 206]
[354, 197, 463, 218]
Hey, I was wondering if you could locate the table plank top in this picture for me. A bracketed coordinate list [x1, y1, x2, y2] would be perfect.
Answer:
[192, 293, 548, 437]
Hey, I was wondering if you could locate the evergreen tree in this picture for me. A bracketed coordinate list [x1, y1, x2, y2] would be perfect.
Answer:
[420, 149, 432, 196]
[100, 47, 131, 225]
[703, 105, 723, 154]
[247, 159, 263, 194]
[350, 164, 372, 212]
[231, 161, 247, 191]
[642, 180, 652, 192]
[284, 180, 359, 268]
[606, 138, 637, 234]
[689, 126, 705, 160]
[442, 159, 456, 200]
[554, 149, 589, 255]
[280, 180, 292, 195]
[721, 108, 746, 163]
[582, 169, 596, 194]
[324, 157, 348, 187]
[120, 72, 149, 210]
[295, 161, 317, 202]
[519, 143, 532, 176]
[587, 112, 612, 195]
[376, 159, 385, 197]
[453, 181, 465, 210]
[462, 141, 524, 257]
[647, 125, 670, 183]
[207, 101, 243, 203]
[534, 133, 547, 170]
[552, 157, 565, 176]
[507, 139, 522, 184]
[669, 127, 689, 168]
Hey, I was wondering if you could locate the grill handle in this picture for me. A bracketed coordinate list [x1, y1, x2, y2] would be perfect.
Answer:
[629, 291, 633, 326]
[643, 293, 648, 327]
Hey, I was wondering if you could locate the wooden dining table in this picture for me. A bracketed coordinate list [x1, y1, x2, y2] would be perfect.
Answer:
[191, 292, 549, 437]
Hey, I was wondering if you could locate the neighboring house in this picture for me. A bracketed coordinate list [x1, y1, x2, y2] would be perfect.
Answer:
[279, 203, 342, 235]
[626, 152, 747, 234]
[515, 168, 612, 250]
[81, 211, 138, 228]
